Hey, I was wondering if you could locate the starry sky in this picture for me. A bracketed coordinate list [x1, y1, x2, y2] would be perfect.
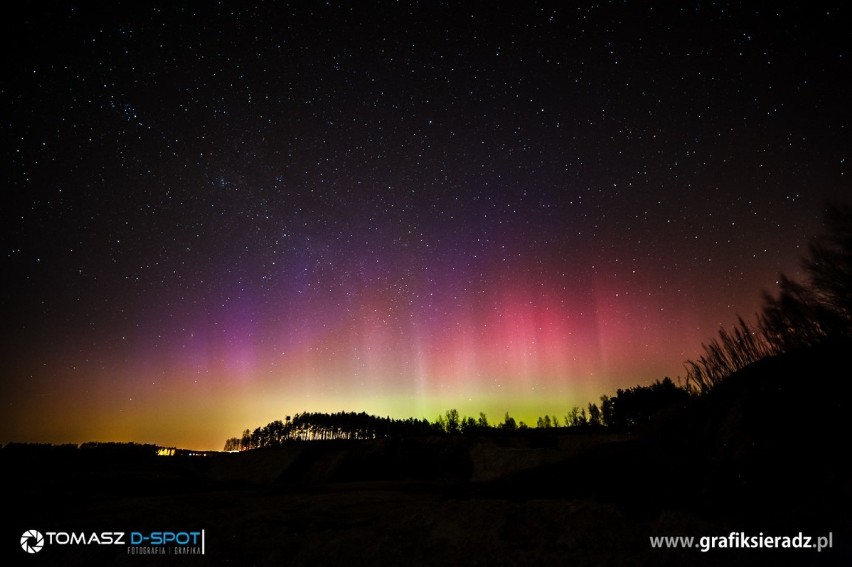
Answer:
[3, 2, 849, 450]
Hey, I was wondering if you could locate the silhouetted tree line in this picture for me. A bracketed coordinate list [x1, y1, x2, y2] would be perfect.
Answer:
[599, 377, 690, 430]
[225, 380, 691, 450]
[78, 441, 161, 457]
[684, 204, 852, 393]
[223, 412, 440, 450]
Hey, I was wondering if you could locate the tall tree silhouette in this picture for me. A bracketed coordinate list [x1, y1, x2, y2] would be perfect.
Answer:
[684, 316, 771, 393]
[501, 412, 517, 431]
[761, 204, 852, 350]
[477, 412, 489, 428]
[686, 204, 852, 392]
[444, 409, 461, 434]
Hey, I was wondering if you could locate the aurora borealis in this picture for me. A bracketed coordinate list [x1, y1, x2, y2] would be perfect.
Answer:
[3, 2, 849, 450]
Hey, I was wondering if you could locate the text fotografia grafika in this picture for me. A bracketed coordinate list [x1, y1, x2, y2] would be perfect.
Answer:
[128, 531, 205, 555]
[20, 530, 205, 555]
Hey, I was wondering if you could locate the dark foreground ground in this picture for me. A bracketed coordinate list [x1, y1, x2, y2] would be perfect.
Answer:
[4, 432, 850, 566]
[4, 344, 852, 565]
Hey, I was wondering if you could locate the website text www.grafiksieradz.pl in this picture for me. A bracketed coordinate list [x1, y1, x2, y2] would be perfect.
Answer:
[650, 531, 833, 553]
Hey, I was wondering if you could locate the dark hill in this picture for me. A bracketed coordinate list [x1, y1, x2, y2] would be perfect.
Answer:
[491, 340, 852, 533]
[653, 338, 852, 522]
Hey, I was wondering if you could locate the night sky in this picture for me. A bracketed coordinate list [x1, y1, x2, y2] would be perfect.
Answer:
[3, 2, 849, 450]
